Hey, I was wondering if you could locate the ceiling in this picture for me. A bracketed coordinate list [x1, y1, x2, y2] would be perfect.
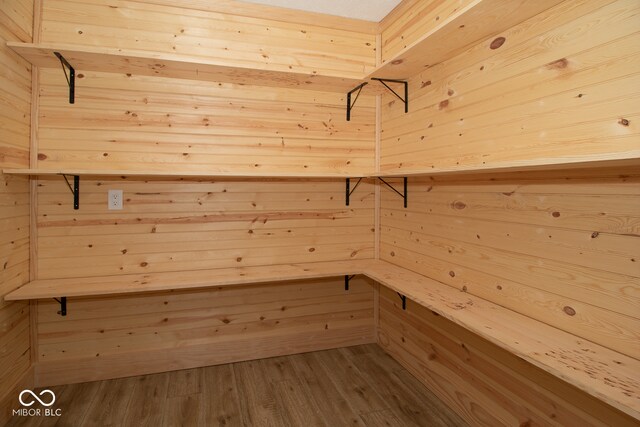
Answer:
[240, 0, 402, 22]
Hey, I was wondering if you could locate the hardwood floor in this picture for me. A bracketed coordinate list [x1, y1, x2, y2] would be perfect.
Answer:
[6, 344, 467, 427]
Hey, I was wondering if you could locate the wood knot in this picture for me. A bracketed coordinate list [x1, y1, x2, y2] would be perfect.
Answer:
[546, 58, 568, 70]
[563, 306, 576, 316]
[308, 247, 315, 252]
[390, 251, 395, 257]
[140, 262, 148, 267]
[618, 118, 630, 126]
[37, 153, 47, 160]
[391, 59, 403, 65]
[451, 201, 466, 210]
[591, 232, 599, 238]
[439, 99, 449, 109]
[421, 80, 432, 88]
[490, 37, 506, 49]
[449, 271, 455, 277]
[551, 211, 560, 218]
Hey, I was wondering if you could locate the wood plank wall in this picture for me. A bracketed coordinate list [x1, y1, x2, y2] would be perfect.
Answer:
[30, 0, 378, 384]
[36, 177, 375, 278]
[381, 170, 640, 359]
[0, 0, 33, 424]
[380, 0, 640, 173]
[378, 285, 638, 426]
[36, 276, 376, 386]
[41, 0, 377, 79]
[377, 0, 640, 425]
[36, 70, 375, 175]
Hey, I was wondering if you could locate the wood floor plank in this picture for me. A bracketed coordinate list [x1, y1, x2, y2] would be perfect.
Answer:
[162, 394, 202, 427]
[4, 346, 468, 426]
[359, 409, 405, 427]
[122, 372, 169, 427]
[45, 382, 101, 427]
[288, 352, 364, 426]
[233, 359, 287, 427]
[166, 367, 202, 398]
[199, 364, 243, 427]
[343, 347, 467, 427]
[82, 377, 137, 426]
[314, 348, 389, 415]
[273, 379, 326, 427]
[258, 355, 301, 384]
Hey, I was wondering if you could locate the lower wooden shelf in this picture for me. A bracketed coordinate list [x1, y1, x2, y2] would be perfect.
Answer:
[5, 155, 639, 181]
[5, 259, 638, 419]
[4, 260, 371, 300]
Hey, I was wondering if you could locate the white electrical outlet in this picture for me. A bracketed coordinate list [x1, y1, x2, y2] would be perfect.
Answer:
[108, 189, 123, 210]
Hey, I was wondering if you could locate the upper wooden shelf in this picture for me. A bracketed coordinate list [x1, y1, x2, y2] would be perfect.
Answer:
[7, 42, 371, 94]
[2, 168, 367, 179]
[5, 259, 639, 419]
[368, 0, 564, 80]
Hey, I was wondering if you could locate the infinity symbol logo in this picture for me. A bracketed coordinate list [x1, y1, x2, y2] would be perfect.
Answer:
[19, 390, 56, 407]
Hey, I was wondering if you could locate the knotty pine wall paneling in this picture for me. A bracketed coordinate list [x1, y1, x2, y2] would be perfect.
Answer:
[33, 175, 377, 383]
[36, 0, 377, 175]
[40, 0, 377, 81]
[380, 0, 640, 173]
[0, 0, 33, 423]
[29, 0, 378, 384]
[36, 71, 375, 175]
[37, 178, 375, 278]
[378, 286, 638, 426]
[376, 0, 640, 425]
[36, 276, 376, 386]
[381, 170, 640, 357]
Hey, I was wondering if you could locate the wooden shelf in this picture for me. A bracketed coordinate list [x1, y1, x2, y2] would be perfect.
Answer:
[375, 156, 640, 178]
[364, 261, 640, 421]
[9, 155, 639, 181]
[2, 168, 368, 179]
[7, 42, 371, 93]
[4, 260, 370, 300]
[5, 259, 638, 418]
[369, 0, 564, 80]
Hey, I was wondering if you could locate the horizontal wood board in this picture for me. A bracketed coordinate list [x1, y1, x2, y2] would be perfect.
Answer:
[379, 0, 640, 174]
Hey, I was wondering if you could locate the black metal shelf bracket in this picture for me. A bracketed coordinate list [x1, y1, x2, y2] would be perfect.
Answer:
[378, 177, 407, 208]
[62, 174, 80, 209]
[397, 292, 407, 310]
[346, 82, 367, 121]
[345, 177, 363, 206]
[54, 297, 67, 316]
[54, 52, 75, 104]
[372, 78, 408, 114]
[345, 275, 355, 291]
